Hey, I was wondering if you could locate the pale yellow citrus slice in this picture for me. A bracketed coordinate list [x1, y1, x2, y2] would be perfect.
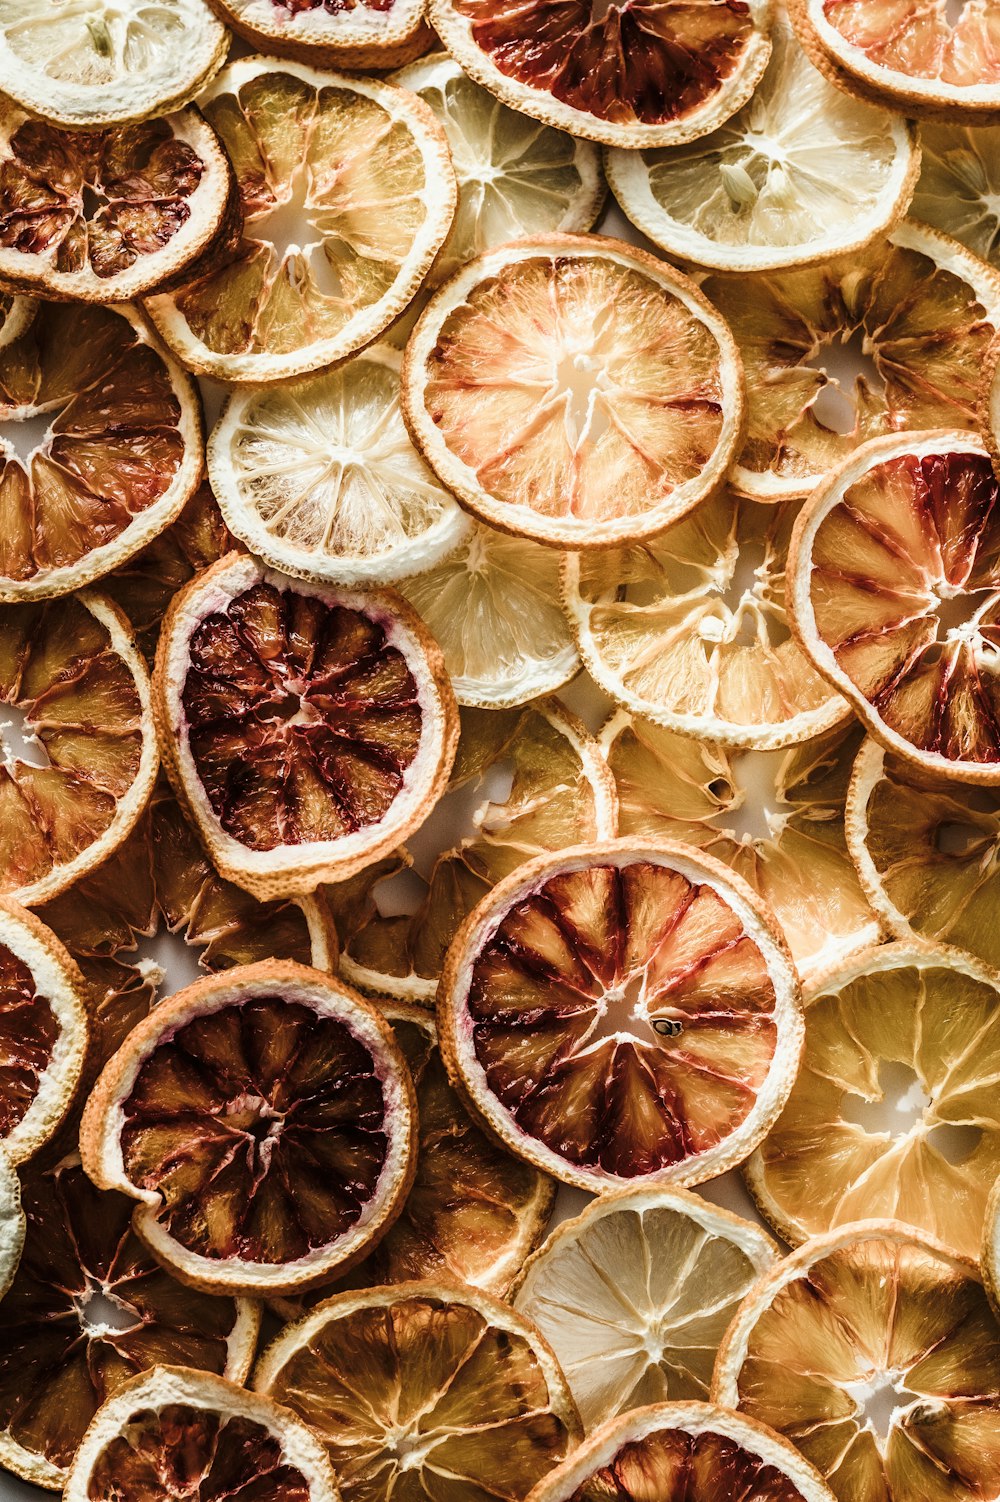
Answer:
[145, 58, 457, 385]
[0, 1147, 22, 1302]
[211, 0, 430, 68]
[910, 123, 1000, 272]
[402, 233, 745, 549]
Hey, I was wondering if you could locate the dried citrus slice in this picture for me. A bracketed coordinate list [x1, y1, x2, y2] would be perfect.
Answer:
[0, 1151, 258, 1489]
[714, 1220, 1000, 1502]
[564, 489, 848, 749]
[910, 123, 1000, 271]
[211, 0, 431, 69]
[155, 553, 458, 900]
[439, 837, 802, 1192]
[606, 20, 916, 274]
[208, 346, 468, 588]
[81, 961, 417, 1296]
[705, 221, 1000, 503]
[429, 0, 774, 149]
[788, 430, 1000, 785]
[0, 291, 33, 348]
[65, 1366, 340, 1502]
[255, 1280, 582, 1501]
[331, 699, 617, 1003]
[146, 59, 456, 385]
[512, 1188, 776, 1431]
[0, 1147, 22, 1302]
[402, 234, 744, 549]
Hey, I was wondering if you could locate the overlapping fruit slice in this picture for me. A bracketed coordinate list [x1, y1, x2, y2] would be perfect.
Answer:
[0, 1148, 22, 1301]
[155, 553, 458, 899]
[512, 1189, 776, 1431]
[0, 1151, 258, 1488]
[402, 235, 744, 549]
[212, 0, 431, 69]
[145, 59, 456, 385]
[705, 221, 1000, 502]
[788, 431, 1000, 784]
[438, 838, 803, 1192]
[255, 1281, 582, 1502]
[911, 124, 1000, 272]
[714, 1222, 1000, 1502]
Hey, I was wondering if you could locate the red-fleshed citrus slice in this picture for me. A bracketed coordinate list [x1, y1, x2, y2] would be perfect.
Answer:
[64, 1366, 341, 1502]
[402, 234, 745, 550]
[704, 220, 1000, 503]
[0, 1150, 258, 1489]
[80, 961, 417, 1296]
[788, 430, 1000, 785]
[429, 0, 775, 149]
[211, 0, 432, 69]
[145, 59, 456, 386]
[254, 1280, 583, 1502]
[154, 552, 458, 901]
[330, 699, 617, 1003]
[713, 1221, 1000, 1502]
[0, 1148, 23, 1302]
[438, 837, 803, 1193]
[745, 943, 1000, 1258]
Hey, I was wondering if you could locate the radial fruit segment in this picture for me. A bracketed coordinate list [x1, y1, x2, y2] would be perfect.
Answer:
[255, 1280, 582, 1502]
[211, 0, 431, 69]
[402, 235, 744, 549]
[911, 124, 1000, 272]
[155, 552, 458, 900]
[0, 1152, 257, 1489]
[438, 838, 802, 1193]
[788, 431, 1000, 784]
[714, 1222, 1000, 1502]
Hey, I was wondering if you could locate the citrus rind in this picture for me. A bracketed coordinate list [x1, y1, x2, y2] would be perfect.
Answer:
[0, 1148, 22, 1302]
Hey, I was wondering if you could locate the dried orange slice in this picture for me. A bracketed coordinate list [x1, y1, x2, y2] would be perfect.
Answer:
[255, 1280, 582, 1501]
[80, 961, 417, 1296]
[911, 123, 1000, 272]
[0, 1150, 258, 1489]
[65, 1366, 340, 1502]
[429, 0, 774, 148]
[714, 1221, 1000, 1502]
[0, 1147, 22, 1302]
[155, 553, 458, 900]
[788, 430, 1000, 785]
[402, 234, 744, 549]
[438, 838, 802, 1193]
[706, 221, 1000, 503]
[211, 0, 431, 69]
[145, 59, 456, 385]
[512, 1189, 776, 1431]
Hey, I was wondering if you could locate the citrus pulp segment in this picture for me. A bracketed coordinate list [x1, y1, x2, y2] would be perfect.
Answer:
[402, 234, 745, 549]
[0, 1148, 22, 1302]
[911, 123, 1000, 271]
[145, 58, 457, 385]
[438, 838, 803, 1193]
[210, 0, 431, 69]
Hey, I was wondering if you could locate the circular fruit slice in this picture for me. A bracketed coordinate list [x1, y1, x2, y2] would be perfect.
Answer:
[403, 234, 744, 550]
[910, 123, 1000, 272]
[80, 961, 417, 1295]
[330, 699, 617, 1003]
[564, 489, 848, 749]
[0, 591, 158, 907]
[0, 1151, 258, 1489]
[788, 430, 1000, 785]
[438, 837, 802, 1193]
[512, 1189, 776, 1431]
[393, 53, 605, 288]
[211, 0, 431, 69]
[208, 346, 468, 588]
[66, 1366, 340, 1502]
[606, 20, 916, 274]
[145, 59, 456, 385]
[429, 0, 774, 149]
[704, 221, 1000, 503]
[155, 552, 458, 900]
[255, 1280, 582, 1501]
[0, 1148, 23, 1302]
[714, 1221, 1000, 1502]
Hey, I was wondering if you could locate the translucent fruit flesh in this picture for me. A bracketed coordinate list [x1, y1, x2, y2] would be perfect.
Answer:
[562, 1424, 813, 1501]
[0, 943, 58, 1141]
[819, 0, 1000, 87]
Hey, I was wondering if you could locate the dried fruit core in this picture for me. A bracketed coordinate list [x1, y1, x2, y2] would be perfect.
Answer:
[0, 942, 56, 1135]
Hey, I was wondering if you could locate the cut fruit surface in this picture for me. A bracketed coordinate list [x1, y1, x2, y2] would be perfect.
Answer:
[0, 1148, 22, 1302]
[0, 1152, 257, 1489]
[714, 1221, 1000, 1502]
[155, 552, 458, 900]
[145, 58, 456, 385]
[911, 123, 1000, 272]
[438, 838, 802, 1193]
[705, 220, 1000, 503]
[788, 430, 1000, 785]
[403, 235, 744, 549]
[606, 20, 917, 273]
[208, 346, 468, 588]
[211, 0, 431, 69]
[255, 1280, 582, 1502]
[512, 1188, 776, 1431]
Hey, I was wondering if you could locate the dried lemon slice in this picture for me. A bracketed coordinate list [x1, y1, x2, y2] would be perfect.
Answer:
[213, 0, 430, 68]
[911, 123, 1000, 271]
[146, 59, 456, 385]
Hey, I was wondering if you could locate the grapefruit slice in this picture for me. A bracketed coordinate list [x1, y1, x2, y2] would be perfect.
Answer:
[0, 1148, 22, 1303]
[911, 123, 1000, 271]
[210, 0, 431, 69]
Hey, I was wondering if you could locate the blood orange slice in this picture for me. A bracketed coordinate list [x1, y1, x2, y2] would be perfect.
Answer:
[0, 1148, 23, 1302]
[211, 0, 432, 69]
[155, 552, 458, 900]
[438, 838, 803, 1193]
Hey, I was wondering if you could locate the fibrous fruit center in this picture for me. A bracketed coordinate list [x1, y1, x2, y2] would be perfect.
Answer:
[0, 699, 50, 770]
[717, 749, 786, 846]
[843, 1368, 922, 1445]
[75, 1277, 142, 1338]
[841, 1060, 981, 1163]
[808, 324, 885, 436]
[0, 404, 58, 466]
